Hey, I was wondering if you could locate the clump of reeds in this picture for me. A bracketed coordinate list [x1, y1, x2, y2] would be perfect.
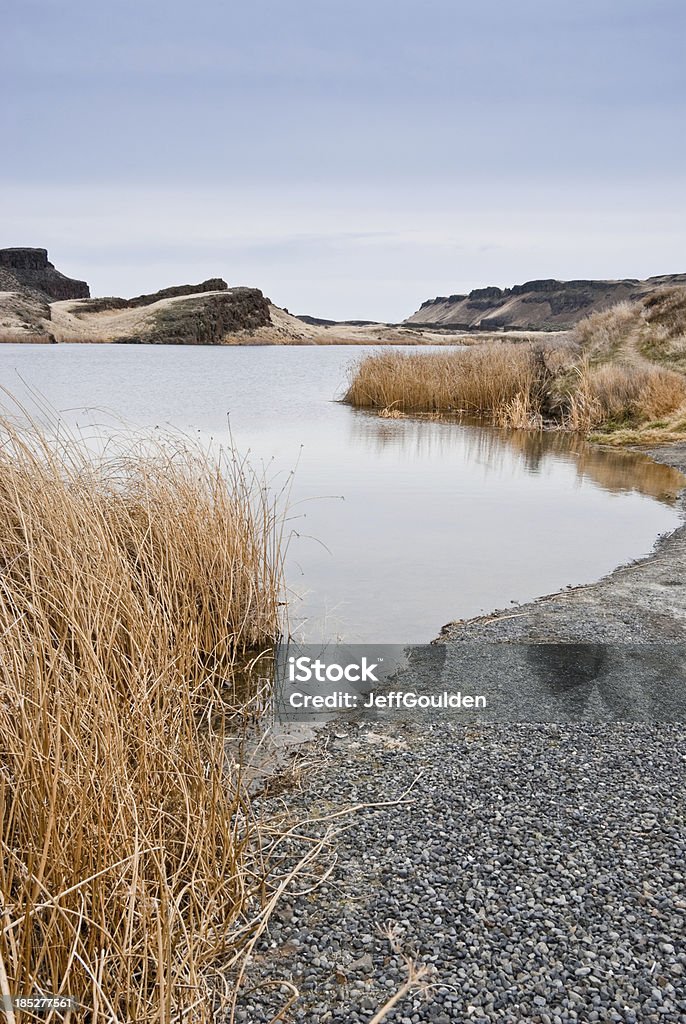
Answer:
[0, 330, 55, 344]
[344, 345, 551, 426]
[345, 344, 686, 436]
[0, 413, 284, 1021]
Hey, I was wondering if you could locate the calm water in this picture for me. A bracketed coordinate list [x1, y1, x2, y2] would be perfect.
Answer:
[0, 344, 683, 643]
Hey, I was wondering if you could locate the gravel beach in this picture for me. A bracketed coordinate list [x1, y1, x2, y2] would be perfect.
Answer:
[235, 444, 686, 1023]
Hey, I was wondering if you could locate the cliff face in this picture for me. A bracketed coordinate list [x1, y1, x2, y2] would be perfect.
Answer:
[0, 249, 272, 343]
[112, 288, 272, 345]
[45, 285, 273, 344]
[405, 275, 686, 331]
[0, 248, 90, 301]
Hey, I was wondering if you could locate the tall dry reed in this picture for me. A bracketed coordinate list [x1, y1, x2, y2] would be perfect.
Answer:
[345, 345, 686, 435]
[344, 345, 549, 425]
[0, 414, 284, 1021]
[0, 331, 55, 344]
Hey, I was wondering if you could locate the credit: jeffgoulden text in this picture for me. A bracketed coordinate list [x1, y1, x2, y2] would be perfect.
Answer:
[288, 690, 487, 711]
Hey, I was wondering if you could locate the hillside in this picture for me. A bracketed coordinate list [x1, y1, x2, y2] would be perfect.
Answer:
[48, 285, 273, 345]
[44, 298, 438, 346]
[577, 286, 686, 371]
[0, 248, 279, 344]
[0, 246, 443, 345]
[406, 274, 686, 332]
[8, 247, 686, 347]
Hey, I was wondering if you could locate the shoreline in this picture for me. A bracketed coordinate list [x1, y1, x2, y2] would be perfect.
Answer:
[438, 441, 686, 645]
[235, 441, 686, 1023]
[238, 720, 685, 1023]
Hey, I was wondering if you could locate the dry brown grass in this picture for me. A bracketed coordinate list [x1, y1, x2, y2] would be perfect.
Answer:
[574, 301, 643, 360]
[564, 361, 686, 432]
[0, 413, 286, 1021]
[569, 292, 686, 438]
[574, 290, 686, 371]
[643, 287, 686, 338]
[640, 288, 686, 367]
[0, 331, 55, 344]
[344, 345, 551, 426]
[345, 343, 686, 439]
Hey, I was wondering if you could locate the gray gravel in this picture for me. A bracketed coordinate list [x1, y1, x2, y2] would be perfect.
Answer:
[233, 443, 686, 1022]
[235, 721, 685, 1023]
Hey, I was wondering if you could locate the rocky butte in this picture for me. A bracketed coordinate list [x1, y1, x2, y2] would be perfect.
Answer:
[0, 247, 90, 300]
[0, 247, 417, 344]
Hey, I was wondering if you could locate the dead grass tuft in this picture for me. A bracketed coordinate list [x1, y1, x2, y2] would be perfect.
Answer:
[564, 361, 686, 432]
[0, 412, 285, 1021]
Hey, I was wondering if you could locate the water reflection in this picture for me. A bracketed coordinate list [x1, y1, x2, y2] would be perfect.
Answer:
[349, 411, 685, 505]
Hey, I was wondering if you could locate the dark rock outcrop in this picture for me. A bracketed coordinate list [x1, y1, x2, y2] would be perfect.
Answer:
[296, 314, 383, 327]
[115, 288, 271, 345]
[0, 248, 90, 301]
[75, 279, 228, 315]
[405, 274, 686, 332]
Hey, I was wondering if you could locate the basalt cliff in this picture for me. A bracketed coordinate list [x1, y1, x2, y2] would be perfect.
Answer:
[0, 248, 90, 301]
[405, 275, 686, 332]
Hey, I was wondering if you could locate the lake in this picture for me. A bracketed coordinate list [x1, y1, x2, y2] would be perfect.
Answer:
[0, 343, 683, 643]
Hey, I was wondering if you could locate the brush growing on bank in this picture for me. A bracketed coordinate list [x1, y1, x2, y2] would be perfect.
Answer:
[571, 287, 686, 441]
[344, 332, 686, 439]
[0, 415, 284, 1021]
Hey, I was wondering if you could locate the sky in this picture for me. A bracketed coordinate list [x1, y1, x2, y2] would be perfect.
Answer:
[1, 0, 685, 320]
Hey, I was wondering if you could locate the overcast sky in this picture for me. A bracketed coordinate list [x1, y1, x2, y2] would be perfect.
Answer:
[2, 0, 685, 320]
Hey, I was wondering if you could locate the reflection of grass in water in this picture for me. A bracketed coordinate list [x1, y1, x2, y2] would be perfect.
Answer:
[504, 429, 685, 503]
[349, 411, 685, 505]
[0, 410, 287, 1020]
